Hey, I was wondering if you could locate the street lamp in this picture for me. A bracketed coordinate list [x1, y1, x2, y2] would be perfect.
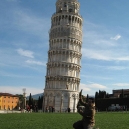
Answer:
[22, 88, 26, 109]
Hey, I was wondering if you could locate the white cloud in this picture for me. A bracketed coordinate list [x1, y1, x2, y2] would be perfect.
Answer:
[113, 83, 129, 87]
[110, 34, 121, 40]
[82, 48, 129, 61]
[107, 66, 127, 70]
[82, 21, 129, 62]
[80, 83, 91, 92]
[81, 74, 112, 80]
[17, 48, 34, 58]
[0, 86, 43, 96]
[26, 60, 46, 66]
[79, 83, 107, 96]
[89, 83, 107, 89]
[82, 49, 111, 61]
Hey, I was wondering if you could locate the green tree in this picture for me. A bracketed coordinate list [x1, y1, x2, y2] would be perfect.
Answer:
[95, 92, 99, 99]
[38, 96, 43, 110]
[86, 94, 89, 102]
[15, 94, 24, 108]
[29, 93, 34, 106]
[40, 96, 43, 109]
[120, 89, 124, 98]
[38, 96, 40, 109]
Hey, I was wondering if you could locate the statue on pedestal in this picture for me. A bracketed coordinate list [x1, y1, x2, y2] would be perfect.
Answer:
[73, 90, 96, 129]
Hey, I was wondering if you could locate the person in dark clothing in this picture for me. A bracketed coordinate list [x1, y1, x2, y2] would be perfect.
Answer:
[73, 90, 95, 129]
[52, 107, 54, 112]
[68, 107, 71, 113]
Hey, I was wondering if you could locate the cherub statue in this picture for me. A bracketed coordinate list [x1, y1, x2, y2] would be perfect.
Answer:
[73, 90, 96, 129]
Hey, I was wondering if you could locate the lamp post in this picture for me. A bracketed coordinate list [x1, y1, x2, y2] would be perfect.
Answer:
[22, 88, 26, 109]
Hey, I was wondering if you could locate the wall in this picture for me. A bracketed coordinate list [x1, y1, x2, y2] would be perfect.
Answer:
[0, 95, 19, 110]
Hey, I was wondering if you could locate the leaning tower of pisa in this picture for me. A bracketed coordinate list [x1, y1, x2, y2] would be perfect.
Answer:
[43, 0, 83, 112]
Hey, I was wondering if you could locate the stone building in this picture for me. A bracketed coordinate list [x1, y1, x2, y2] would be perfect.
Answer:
[43, 0, 83, 112]
[0, 93, 19, 110]
[112, 89, 129, 98]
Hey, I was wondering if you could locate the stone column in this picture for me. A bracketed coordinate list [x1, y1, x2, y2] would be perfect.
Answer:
[60, 94, 63, 112]
[47, 96, 49, 107]
[73, 98, 76, 113]
[68, 95, 71, 108]
[24, 97, 26, 109]
[53, 96, 55, 108]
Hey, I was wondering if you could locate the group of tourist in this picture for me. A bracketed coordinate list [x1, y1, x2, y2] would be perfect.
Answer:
[45, 106, 71, 113]
[19, 104, 39, 113]
[45, 106, 55, 112]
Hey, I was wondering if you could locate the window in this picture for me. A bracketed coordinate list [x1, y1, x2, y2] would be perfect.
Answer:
[69, 9, 73, 12]
[64, 3, 67, 7]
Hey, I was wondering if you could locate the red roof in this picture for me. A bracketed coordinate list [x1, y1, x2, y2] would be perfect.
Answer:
[0, 93, 18, 97]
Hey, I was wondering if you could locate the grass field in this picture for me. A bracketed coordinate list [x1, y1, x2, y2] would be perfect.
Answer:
[0, 112, 129, 129]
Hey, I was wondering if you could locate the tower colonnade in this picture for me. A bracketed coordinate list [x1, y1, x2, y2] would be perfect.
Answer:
[44, 0, 83, 112]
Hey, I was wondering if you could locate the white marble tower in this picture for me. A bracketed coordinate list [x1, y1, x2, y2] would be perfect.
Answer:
[43, 0, 83, 112]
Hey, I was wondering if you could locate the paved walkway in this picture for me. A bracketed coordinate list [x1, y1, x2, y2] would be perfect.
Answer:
[0, 110, 21, 114]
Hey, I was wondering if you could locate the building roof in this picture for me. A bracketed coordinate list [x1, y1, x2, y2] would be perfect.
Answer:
[0, 93, 18, 97]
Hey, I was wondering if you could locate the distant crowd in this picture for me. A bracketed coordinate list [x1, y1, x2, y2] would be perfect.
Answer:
[45, 107, 71, 113]
[19, 105, 71, 113]
[19, 104, 39, 113]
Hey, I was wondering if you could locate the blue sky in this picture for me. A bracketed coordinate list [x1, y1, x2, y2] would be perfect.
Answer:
[0, 0, 129, 96]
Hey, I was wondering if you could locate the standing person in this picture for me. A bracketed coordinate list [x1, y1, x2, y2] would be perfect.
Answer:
[52, 107, 54, 113]
[46, 107, 48, 112]
[65, 108, 67, 112]
[73, 90, 96, 129]
[36, 105, 38, 112]
[34, 105, 36, 112]
[27, 105, 30, 112]
[30, 105, 32, 113]
[49, 106, 52, 112]
[68, 107, 71, 113]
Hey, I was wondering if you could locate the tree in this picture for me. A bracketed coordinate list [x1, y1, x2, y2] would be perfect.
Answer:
[86, 94, 89, 102]
[29, 93, 33, 106]
[38, 96, 41, 109]
[38, 95, 43, 110]
[15, 94, 24, 108]
[106, 93, 109, 98]
[120, 89, 124, 98]
[40, 95, 43, 109]
[95, 92, 99, 99]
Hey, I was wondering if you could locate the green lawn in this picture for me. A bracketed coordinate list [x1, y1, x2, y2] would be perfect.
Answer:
[0, 112, 129, 129]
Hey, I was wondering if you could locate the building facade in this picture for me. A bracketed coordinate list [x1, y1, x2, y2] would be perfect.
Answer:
[113, 89, 129, 98]
[0, 93, 19, 110]
[43, 0, 83, 112]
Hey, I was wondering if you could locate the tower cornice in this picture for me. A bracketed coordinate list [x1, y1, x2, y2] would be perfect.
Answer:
[52, 12, 82, 19]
